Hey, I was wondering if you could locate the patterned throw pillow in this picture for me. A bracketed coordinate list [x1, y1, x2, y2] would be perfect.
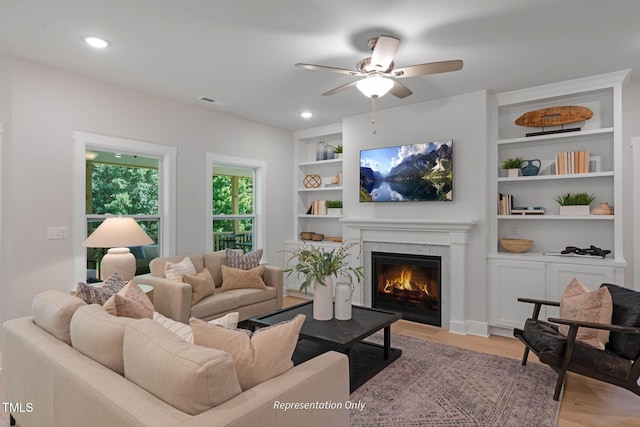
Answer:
[165, 256, 197, 281]
[190, 314, 305, 390]
[75, 273, 126, 305]
[559, 278, 613, 349]
[225, 249, 263, 270]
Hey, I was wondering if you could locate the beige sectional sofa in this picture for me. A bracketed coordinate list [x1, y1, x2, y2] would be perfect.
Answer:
[2, 290, 350, 427]
[135, 251, 283, 324]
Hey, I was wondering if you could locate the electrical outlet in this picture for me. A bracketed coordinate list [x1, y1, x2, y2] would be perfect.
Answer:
[47, 226, 68, 240]
[508, 224, 517, 235]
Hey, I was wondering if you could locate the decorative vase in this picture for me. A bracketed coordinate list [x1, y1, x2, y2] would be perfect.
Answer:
[334, 282, 352, 320]
[315, 140, 327, 161]
[313, 276, 333, 320]
[327, 208, 342, 216]
[507, 168, 519, 178]
[591, 202, 613, 215]
[324, 144, 335, 160]
[520, 159, 541, 176]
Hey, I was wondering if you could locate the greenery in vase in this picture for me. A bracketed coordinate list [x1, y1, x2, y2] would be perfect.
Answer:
[501, 156, 524, 169]
[325, 200, 343, 208]
[283, 241, 364, 293]
[554, 192, 595, 206]
[333, 145, 343, 154]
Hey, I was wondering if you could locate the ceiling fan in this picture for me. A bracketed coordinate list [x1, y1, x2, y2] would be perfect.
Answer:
[295, 35, 463, 99]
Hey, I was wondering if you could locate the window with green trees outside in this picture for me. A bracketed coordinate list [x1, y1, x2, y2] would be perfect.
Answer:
[212, 165, 254, 252]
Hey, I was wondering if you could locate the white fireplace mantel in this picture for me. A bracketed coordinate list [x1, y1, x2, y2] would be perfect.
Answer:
[342, 217, 477, 335]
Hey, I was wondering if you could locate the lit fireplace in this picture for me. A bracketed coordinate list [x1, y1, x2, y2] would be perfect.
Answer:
[372, 252, 441, 326]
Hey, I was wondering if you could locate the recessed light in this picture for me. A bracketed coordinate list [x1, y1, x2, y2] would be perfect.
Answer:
[82, 36, 110, 49]
[300, 111, 313, 119]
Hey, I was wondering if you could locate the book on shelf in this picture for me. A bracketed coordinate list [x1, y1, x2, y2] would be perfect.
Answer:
[498, 193, 513, 215]
[510, 206, 545, 215]
[555, 150, 589, 175]
[306, 200, 327, 215]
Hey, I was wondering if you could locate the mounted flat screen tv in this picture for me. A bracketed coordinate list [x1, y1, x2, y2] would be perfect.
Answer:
[360, 140, 453, 202]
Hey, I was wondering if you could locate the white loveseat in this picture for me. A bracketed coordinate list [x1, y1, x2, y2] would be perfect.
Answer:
[2, 290, 349, 427]
[135, 251, 283, 324]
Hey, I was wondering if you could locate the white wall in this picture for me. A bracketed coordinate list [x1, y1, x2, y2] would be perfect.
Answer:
[622, 77, 640, 287]
[342, 90, 490, 324]
[0, 56, 294, 323]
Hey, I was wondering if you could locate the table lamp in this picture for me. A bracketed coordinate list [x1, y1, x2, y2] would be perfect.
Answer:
[82, 216, 154, 282]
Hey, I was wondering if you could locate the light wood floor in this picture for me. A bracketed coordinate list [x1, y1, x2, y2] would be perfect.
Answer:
[284, 296, 640, 427]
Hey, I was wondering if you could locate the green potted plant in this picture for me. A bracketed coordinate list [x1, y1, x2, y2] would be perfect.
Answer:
[325, 199, 343, 216]
[554, 192, 595, 216]
[501, 156, 524, 178]
[333, 145, 343, 159]
[283, 241, 364, 320]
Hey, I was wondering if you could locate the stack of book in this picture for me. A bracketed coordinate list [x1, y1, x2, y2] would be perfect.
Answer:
[306, 200, 327, 215]
[511, 206, 545, 215]
[555, 151, 590, 174]
[498, 193, 513, 215]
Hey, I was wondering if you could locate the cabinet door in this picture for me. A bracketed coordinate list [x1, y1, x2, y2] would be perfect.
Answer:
[545, 263, 617, 319]
[488, 259, 546, 329]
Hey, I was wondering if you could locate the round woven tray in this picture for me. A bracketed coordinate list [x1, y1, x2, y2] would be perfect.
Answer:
[499, 238, 533, 253]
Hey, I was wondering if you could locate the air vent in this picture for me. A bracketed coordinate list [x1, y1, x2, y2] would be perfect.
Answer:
[198, 96, 229, 107]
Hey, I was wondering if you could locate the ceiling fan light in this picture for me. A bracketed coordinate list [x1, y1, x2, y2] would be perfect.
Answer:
[356, 75, 394, 98]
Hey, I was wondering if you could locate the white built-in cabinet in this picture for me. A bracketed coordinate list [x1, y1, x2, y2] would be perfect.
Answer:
[488, 70, 629, 333]
[285, 124, 344, 295]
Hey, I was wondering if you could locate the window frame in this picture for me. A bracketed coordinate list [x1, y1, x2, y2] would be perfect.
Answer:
[74, 131, 177, 283]
[206, 153, 266, 261]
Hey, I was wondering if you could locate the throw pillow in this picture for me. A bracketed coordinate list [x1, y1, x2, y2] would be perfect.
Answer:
[183, 268, 215, 305]
[190, 314, 305, 390]
[154, 312, 240, 343]
[103, 282, 154, 319]
[225, 249, 263, 270]
[75, 272, 126, 305]
[220, 264, 267, 291]
[165, 256, 197, 281]
[559, 278, 613, 350]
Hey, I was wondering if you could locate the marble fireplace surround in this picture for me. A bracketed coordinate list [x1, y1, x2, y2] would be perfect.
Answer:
[342, 218, 477, 335]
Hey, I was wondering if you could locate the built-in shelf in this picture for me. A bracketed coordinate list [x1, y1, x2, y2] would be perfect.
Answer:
[497, 127, 614, 145]
[497, 171, 613, 182]
[497, 215, 613, 220]
[297, 187, 343, 192]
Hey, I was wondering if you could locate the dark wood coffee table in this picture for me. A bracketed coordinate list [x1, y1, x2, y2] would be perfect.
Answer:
[249, 301, 402, 392]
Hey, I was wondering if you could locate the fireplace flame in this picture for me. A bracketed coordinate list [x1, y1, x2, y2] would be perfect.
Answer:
[383, 265, 430, 295]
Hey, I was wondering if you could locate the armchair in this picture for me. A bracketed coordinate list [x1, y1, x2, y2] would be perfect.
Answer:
[514, 283, 640, 401]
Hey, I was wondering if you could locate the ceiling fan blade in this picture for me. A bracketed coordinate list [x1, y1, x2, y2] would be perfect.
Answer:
[389, 80, 412, 98]
[295, 63, 360, 76]
[370, 35, 400, 71]
[393, 60, 463, 78]
[322, 81, 358, 96]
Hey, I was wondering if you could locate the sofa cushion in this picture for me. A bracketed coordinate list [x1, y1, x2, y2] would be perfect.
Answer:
[190, 287, 277, 320]
[601, 283, 640, 359]
[183, 268, 215, 305]
[190, 314, 305, 391]
[165, 256, 197, 281]
[70, 304, 136, 375]
[75, 273, 126, 305]
[559, 278, 613, 350]
[220, 265, 267, 291]
[225, 249, 263, 270]
[32, 290, 86, 345]
[203, 251, 226, 288]
[149, 254, 205, 279]
[103, 282, 154, 319]
[123, 318, 242, 415]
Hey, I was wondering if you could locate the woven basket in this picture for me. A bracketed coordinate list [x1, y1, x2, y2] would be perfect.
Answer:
[311, 233, 324, 241]
[499, 238, 533, 253]
[300, 232, 313, 240]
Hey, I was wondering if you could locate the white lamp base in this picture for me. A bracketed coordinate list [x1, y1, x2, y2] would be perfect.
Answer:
[100, 247, 136, 282]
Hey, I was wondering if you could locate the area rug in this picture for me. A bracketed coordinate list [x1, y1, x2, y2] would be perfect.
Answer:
[349, 333, 561, 426]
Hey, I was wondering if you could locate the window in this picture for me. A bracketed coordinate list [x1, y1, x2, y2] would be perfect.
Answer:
[206, 154, 266, 259]
[74, 132, 176, 283]
[86, 151, 160, 280]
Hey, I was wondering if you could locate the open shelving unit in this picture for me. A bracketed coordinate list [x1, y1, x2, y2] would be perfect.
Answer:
[487, 70, 630, 334]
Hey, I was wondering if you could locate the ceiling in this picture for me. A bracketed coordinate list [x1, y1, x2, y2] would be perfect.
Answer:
[1, 0, 639, 131]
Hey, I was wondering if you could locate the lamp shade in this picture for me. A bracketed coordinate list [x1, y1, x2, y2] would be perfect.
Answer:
[82, 217, 153, 248]
[356, 75, 395, 98]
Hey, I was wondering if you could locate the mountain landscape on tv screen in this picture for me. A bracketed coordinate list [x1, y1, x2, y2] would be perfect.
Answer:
[360, 140, 453, 202]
